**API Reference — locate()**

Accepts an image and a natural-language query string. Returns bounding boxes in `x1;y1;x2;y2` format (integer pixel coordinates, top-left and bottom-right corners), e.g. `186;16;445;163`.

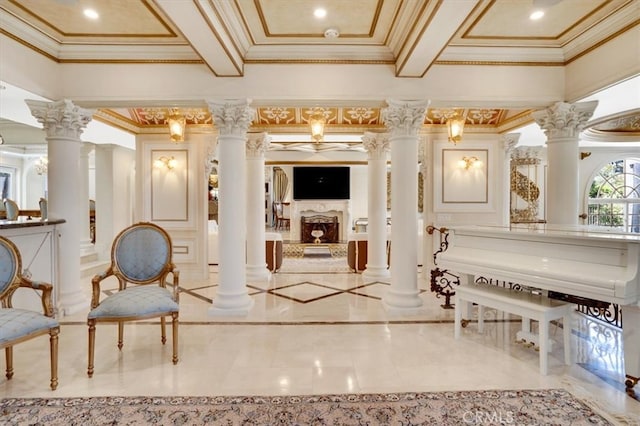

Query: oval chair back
39;198;48;220
3;199;19;221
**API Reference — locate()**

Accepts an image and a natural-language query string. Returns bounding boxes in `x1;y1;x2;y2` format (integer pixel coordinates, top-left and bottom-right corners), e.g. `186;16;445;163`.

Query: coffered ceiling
0;0;638;149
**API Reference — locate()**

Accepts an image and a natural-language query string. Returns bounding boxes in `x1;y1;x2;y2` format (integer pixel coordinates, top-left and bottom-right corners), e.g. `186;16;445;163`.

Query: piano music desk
455;283;574;375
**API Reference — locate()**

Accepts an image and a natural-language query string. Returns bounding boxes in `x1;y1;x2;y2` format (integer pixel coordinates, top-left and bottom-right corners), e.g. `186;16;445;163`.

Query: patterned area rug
279;255;351;273
0;389;615;425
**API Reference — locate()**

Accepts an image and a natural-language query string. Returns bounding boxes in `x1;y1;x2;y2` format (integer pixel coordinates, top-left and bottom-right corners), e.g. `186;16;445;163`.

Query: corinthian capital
502;133;520;154
246;132;271;158
207;99;255;136
532;100;598;139
26;99;94;139
382;99;429;136
362;132;389;159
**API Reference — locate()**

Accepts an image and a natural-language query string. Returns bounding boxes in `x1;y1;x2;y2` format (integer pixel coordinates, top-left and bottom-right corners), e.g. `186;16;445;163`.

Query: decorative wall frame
434;144;494;213
441;149;488;204
151;149;189;221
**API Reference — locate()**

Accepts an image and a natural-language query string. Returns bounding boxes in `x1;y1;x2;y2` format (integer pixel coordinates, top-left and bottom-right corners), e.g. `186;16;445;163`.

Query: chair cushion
88;285;179;320
0;309;59;345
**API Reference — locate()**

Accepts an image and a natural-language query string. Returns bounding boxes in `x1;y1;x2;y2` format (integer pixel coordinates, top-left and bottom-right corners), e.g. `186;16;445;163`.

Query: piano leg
623;305;640;390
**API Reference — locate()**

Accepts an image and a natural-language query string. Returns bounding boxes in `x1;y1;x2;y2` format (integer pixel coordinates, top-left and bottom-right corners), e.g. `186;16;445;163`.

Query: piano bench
454;283;574;375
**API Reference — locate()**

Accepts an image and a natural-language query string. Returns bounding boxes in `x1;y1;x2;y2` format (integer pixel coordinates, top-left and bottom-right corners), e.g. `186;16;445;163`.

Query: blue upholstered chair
87;222;179;377
3;199;19;221
0;236;60;390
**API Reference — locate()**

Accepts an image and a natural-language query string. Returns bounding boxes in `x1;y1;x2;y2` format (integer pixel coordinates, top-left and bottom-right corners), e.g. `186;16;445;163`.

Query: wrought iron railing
426;226;459;309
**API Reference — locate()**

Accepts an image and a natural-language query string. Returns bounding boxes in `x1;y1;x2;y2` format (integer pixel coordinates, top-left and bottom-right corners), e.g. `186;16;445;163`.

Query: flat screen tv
293;166;350;200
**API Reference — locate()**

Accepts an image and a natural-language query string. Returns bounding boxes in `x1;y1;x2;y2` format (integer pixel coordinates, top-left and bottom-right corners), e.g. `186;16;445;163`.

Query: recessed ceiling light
83;8;99;20
314;8;327;18
529;10;545;20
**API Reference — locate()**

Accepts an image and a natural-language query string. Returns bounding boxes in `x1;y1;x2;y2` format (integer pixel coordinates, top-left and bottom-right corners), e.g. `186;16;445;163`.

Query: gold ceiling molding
8;0;178;38
98;106;525;133
131;108;213;126
434;60;564;67
589;109;640;132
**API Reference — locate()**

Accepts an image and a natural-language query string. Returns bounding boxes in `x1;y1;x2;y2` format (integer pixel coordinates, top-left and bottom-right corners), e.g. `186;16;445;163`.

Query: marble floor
2;253;640;422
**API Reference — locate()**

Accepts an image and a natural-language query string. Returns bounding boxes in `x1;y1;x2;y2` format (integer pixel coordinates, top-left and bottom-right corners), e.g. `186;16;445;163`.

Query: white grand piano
437;224;640;389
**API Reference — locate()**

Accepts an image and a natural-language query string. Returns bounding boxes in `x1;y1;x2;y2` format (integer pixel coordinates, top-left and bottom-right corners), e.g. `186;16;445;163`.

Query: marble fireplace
290;200;351;243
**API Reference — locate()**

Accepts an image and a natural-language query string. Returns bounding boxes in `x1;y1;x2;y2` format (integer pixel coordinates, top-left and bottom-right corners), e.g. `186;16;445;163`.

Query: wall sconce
458;156;481;170
309;110;326;143
168;112;186;142
154;156;177;170
446;113;465;145
35;157;48;175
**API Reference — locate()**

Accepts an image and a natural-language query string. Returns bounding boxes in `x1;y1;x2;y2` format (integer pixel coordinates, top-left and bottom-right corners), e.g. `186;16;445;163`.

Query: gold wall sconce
458;156;481;170
309;110;326;142
168;112;186;142
446;113;465;145
154;156;177;170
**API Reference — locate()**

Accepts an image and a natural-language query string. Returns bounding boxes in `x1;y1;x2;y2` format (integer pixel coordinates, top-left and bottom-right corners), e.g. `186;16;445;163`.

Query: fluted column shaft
27;99;94;316
246;133;271;281
207;99;255;315
532;101;597;225
381;99;429;311
362;132;390;282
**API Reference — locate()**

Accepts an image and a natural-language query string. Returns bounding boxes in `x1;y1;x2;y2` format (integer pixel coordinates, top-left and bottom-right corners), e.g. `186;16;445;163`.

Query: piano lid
437;223;640;306
451;224;640;243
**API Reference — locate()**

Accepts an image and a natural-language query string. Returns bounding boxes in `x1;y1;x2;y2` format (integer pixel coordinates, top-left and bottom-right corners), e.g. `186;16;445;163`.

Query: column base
209;292;255;316
382;288;423;312
80;239;95;256
246;264;272;282
58;293;89;316
362;266;390;283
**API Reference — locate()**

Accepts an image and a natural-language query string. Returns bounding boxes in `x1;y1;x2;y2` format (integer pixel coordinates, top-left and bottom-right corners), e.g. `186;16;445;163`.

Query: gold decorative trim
395;0;439;77
434;60;564;66
566;19;640;64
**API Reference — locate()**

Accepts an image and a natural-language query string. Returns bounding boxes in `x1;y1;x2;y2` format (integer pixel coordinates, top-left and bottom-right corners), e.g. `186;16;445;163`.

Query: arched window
588;158;640;233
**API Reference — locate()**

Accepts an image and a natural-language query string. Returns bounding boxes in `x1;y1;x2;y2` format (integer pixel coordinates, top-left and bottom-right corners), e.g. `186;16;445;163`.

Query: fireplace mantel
290;200;351;242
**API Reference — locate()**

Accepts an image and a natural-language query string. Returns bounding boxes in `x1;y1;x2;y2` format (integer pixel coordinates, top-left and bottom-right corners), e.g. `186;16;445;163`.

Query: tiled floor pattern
2;252;640;422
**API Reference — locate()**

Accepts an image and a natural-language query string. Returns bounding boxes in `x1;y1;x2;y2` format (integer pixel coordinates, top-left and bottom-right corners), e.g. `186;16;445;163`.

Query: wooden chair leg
161;317;167;344
50;327;59;390
172;312;179;364
5;347;13;380
88;319;96;377
117;321;124;350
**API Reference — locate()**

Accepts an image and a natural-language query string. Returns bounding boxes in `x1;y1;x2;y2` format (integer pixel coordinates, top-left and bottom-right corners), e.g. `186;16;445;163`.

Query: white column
381;99;429;312
532;101;597;225
94;145;114;259
502;133;519;226
362;132;390;282
207;99;255;316
246;132;271;281
27;99;94;316
79;142;95;254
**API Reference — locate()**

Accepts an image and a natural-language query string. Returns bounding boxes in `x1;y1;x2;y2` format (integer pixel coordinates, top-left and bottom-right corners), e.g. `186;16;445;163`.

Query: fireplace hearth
301;215;339;243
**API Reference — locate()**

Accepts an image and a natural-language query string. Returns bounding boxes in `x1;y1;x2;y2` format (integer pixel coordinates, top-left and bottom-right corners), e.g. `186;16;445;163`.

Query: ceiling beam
396;0;480;77
155;0;244;76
